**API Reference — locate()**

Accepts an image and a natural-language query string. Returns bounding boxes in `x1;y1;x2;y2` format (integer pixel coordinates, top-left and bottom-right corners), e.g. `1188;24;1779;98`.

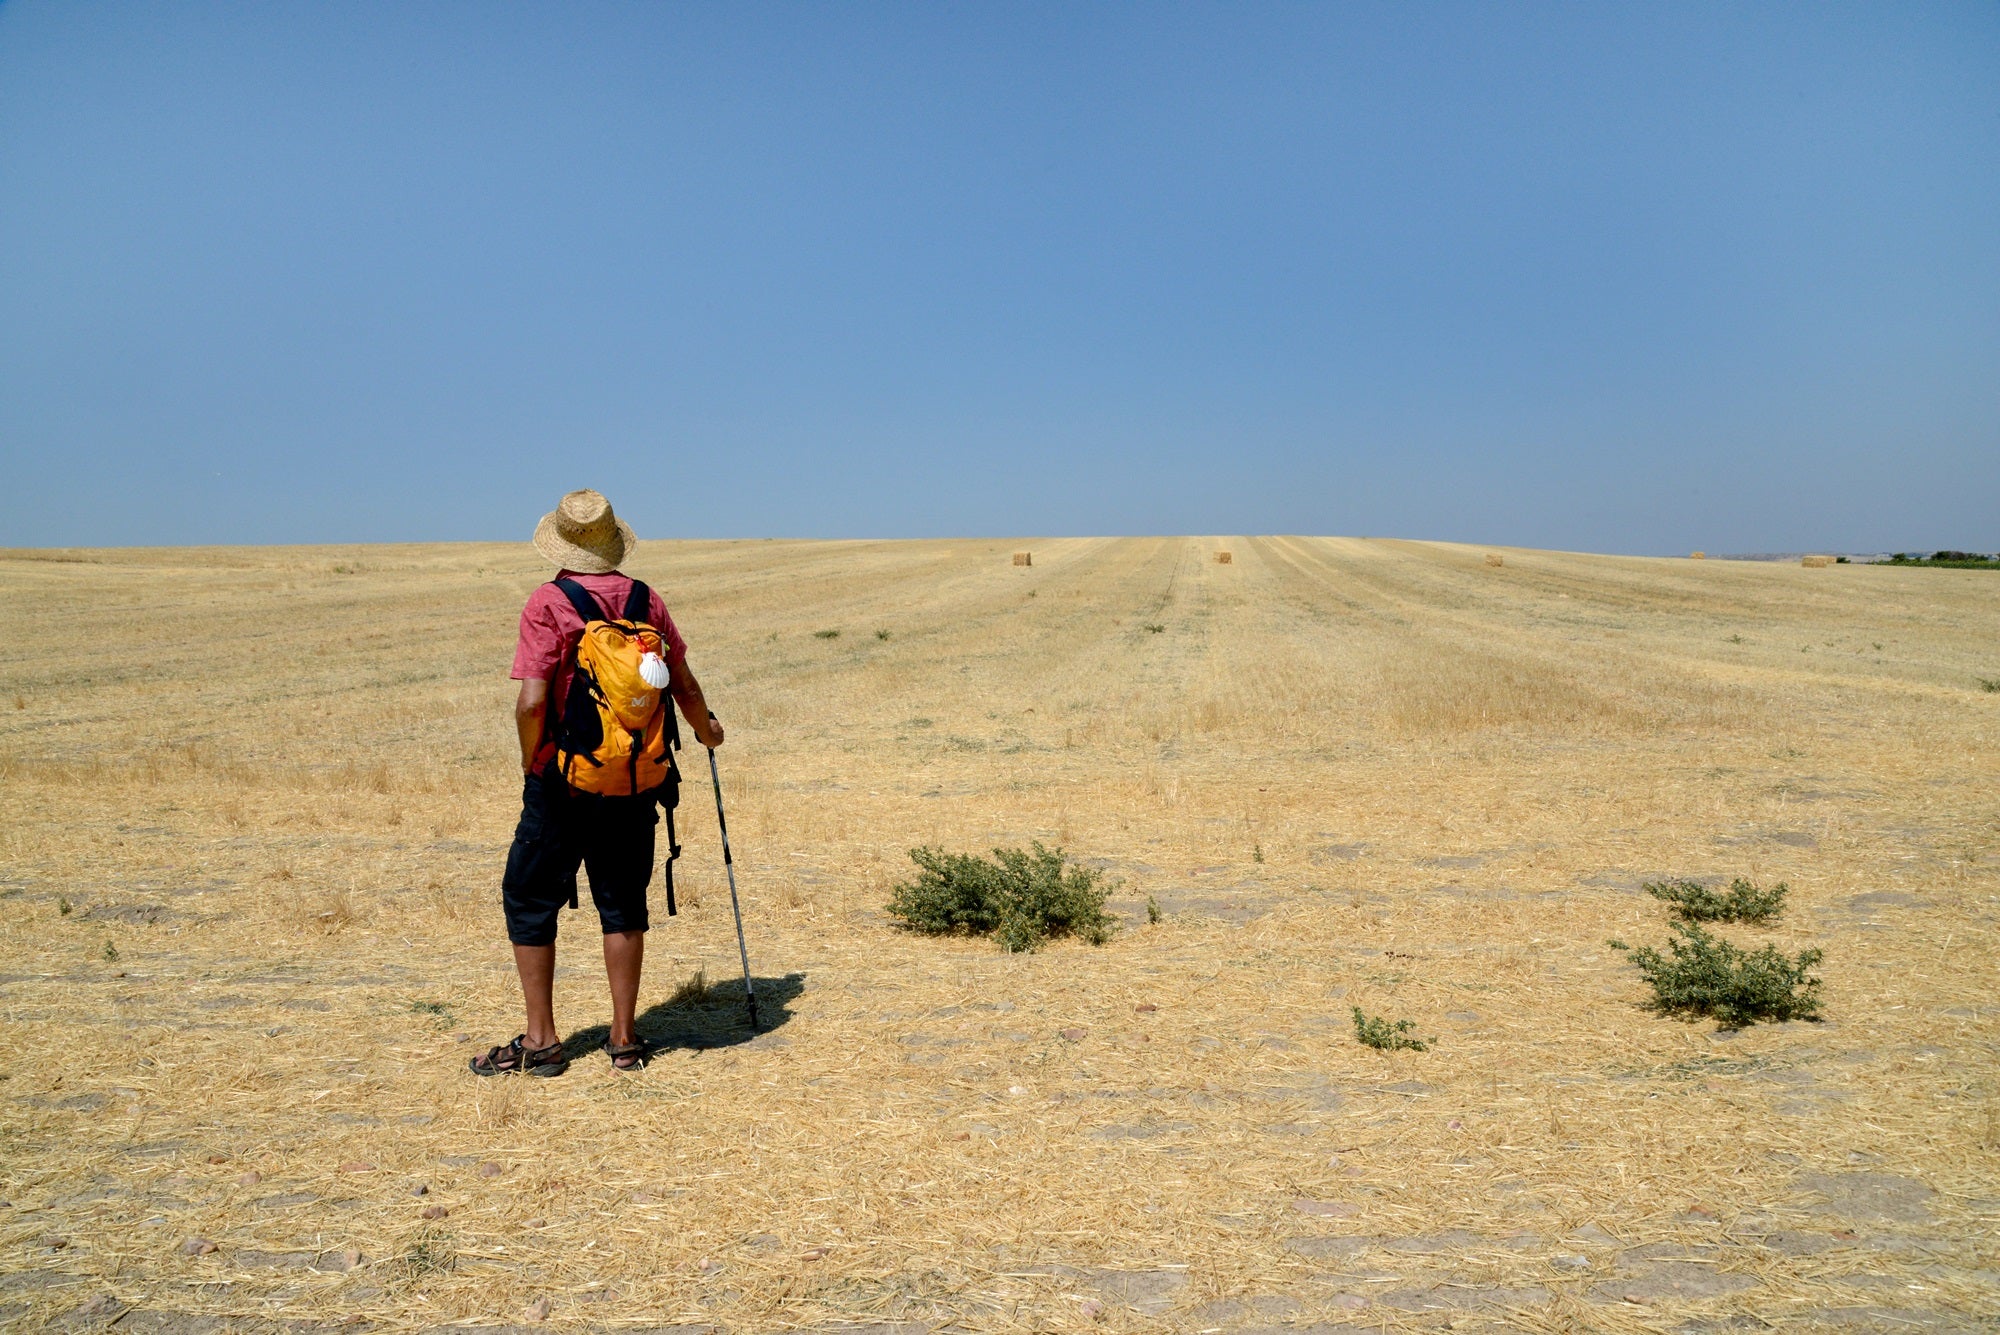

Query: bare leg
603;930;645;1048
513;944;560;1051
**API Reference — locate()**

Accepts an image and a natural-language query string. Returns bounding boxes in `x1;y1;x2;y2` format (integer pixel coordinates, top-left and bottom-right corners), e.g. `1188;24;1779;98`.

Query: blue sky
2;2;1995;553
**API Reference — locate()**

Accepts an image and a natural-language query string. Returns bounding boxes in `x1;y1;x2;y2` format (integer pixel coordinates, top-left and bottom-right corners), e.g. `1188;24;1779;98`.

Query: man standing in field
472;489;724;1077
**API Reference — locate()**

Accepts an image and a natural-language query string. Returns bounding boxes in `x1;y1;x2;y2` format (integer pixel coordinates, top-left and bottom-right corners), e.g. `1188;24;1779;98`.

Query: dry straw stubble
0;534;1995;1331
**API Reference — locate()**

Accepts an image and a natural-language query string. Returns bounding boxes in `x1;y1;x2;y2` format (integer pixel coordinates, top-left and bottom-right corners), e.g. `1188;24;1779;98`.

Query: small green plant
1352;1006;1428;1052
875;629;891;641
102;941;119;962
57;896;72;916
886;843;1115;953
410;1000;455;1028
1141;623;1165;634
1610;922;1822;1028
1146;895;1162;924
1979;677;2000;693
1252;842;1264;864
1725;634;1744;644
399;1225;456;1281
813;629;840;640
1643;877;1788;924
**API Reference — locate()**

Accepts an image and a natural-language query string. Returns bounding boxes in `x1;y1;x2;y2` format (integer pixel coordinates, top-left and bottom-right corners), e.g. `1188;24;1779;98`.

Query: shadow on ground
568;971;805;1059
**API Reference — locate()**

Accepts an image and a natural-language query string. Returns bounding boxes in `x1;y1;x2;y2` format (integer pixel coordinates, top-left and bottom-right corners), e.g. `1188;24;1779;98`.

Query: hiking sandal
469;1035;569;1078
521;1039;568;1077
607;1041;648;1071
469;1035;527;1076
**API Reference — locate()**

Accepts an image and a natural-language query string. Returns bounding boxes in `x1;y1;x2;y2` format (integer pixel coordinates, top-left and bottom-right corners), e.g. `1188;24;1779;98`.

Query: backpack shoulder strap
621;579;652;624
550;578;601;625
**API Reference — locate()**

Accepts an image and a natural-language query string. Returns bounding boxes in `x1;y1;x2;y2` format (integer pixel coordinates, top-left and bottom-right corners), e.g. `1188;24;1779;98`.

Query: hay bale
1012;552;1032;567
1690;551;1706;560
1214;551;1232;564
1801;555;1833;568
1485;553;1504;568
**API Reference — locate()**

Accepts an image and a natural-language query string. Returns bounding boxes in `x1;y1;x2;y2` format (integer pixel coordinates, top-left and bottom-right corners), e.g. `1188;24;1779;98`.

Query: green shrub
1610;922;1822;1028
1883;552;2000;570
1351;1006;1428;1052
813;628;840;639
1146;894;1162;924
1979;677;2000;693
1644;877;1788;924
1141;622;1166;634
886;843;1115;953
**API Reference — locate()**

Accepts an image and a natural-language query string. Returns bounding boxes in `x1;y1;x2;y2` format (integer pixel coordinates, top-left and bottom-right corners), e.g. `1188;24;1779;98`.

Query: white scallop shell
638;652;671;689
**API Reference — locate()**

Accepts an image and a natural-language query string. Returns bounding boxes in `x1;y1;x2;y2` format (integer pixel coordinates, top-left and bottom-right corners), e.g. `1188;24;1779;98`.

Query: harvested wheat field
2;536;1997;1334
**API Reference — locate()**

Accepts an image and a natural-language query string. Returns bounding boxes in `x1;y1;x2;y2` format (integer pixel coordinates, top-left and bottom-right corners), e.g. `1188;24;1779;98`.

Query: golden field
0;536;1995;1334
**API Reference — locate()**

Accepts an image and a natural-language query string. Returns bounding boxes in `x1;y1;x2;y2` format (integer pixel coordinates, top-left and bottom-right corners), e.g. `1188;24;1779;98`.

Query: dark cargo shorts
501;764;670;946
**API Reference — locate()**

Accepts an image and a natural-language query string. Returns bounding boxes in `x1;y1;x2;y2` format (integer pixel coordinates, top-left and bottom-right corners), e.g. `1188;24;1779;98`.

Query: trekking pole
705;714;758;1030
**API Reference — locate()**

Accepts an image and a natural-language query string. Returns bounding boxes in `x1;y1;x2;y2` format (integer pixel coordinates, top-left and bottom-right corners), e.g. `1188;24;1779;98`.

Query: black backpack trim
659;775;682;917
549;578;619;766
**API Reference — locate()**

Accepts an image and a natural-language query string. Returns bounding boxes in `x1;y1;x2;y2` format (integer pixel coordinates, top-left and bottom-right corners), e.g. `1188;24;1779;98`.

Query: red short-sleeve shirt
511;571;689;738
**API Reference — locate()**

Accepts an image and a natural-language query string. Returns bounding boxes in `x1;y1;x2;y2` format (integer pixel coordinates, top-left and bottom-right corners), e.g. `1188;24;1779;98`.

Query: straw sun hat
532;489;637;574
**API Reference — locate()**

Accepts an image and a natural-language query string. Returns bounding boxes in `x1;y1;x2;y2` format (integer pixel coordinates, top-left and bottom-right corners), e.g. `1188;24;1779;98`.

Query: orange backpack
550;579;681;797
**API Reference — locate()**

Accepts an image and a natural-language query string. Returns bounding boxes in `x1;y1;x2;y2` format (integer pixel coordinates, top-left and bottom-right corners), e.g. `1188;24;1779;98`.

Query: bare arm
516;678;548;774
669;658;724;748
